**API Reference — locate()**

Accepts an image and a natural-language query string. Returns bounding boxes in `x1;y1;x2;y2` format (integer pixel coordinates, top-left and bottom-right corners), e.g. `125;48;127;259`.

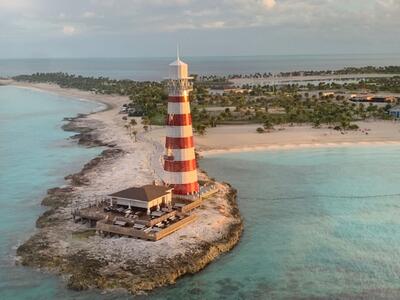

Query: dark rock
41;187;74;207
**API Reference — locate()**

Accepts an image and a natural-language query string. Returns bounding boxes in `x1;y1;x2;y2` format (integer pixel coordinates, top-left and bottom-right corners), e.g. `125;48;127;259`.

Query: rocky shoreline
16;103;243;295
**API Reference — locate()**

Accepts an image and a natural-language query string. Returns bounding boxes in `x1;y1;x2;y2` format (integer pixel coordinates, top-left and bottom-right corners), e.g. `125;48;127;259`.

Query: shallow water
147;146;400;299
3;86;400;299
0;86;125;299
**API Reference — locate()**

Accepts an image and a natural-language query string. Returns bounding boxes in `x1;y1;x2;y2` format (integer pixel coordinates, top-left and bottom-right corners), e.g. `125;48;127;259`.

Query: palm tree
130;119;137;126
124;124;130;135
210;116;218;127
263;116;274;131
195;124;207;136
142;116;151;130
132;129;138;142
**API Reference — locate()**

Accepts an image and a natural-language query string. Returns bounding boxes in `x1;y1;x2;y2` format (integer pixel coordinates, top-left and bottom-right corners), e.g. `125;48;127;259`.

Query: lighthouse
163;52;199;196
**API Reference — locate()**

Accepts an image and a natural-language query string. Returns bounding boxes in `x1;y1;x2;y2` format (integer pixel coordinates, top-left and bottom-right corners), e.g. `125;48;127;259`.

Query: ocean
1;53;400;81
0;86;124;299
156;147;400;299
3;59;400;299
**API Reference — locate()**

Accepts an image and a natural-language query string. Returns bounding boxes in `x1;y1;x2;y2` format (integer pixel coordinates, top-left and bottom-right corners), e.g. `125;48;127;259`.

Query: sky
0;0;400;58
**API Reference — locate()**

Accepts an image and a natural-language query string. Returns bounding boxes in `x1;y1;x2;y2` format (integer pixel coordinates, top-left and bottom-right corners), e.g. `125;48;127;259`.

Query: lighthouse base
171;182;200;195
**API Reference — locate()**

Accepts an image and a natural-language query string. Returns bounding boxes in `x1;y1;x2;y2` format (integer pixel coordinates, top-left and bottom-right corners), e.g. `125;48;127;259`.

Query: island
6;75;243;294
5;63;400;295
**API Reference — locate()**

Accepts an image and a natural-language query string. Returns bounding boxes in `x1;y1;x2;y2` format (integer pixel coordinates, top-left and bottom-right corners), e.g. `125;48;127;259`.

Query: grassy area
149;112;166;126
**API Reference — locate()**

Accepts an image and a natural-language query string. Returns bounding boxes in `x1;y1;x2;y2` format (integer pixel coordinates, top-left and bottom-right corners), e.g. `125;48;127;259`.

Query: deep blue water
1;53;400;81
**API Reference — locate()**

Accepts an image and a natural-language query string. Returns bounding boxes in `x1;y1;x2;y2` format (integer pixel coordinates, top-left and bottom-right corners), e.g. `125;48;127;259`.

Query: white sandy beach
4;79;400;157
145;119;400;156
193;122;400;155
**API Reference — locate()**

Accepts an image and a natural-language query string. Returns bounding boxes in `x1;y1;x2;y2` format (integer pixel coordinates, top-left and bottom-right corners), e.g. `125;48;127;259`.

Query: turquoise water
0;86;124;299
147;147;400;299
1;53;400;80
4;85;400;299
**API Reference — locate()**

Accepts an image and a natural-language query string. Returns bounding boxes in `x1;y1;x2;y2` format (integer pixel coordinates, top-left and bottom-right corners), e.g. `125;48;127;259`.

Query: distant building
350;94;397;103
108;185;173;214
223;88;249;94
389;105;400;119
322;92;335;97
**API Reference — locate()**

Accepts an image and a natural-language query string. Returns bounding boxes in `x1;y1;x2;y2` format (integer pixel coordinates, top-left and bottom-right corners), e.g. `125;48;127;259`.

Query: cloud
262;0;276;9
1;0;400;57
83;11;96;18
0;0;31;10
2;0;399;35
62;25;76;35
202;21;225;29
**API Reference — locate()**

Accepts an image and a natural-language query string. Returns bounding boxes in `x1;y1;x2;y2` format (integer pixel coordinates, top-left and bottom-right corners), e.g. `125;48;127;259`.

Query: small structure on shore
72;181;217;241
108;185;173;215
389;105;400;119
350;94;398;103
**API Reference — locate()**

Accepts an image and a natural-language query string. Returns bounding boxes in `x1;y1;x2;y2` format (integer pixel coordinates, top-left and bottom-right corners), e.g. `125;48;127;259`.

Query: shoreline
0;79;119;111
194;121;400;156
3;80;243;295
5;79;400;158
5;79;400;295
200;140;400;156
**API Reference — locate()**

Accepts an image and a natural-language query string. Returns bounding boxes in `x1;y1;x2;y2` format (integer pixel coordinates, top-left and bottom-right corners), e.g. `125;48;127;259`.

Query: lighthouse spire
176;43;180;61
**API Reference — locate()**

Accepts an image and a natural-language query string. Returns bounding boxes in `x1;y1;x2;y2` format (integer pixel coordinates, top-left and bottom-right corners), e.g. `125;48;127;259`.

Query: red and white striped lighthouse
163;53;199;195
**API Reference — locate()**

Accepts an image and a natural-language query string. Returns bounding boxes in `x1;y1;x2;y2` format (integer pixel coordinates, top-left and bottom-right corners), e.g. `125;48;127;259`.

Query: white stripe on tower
163;170;198;184
166;125;195;138
167;102;191;115
170;148;196;161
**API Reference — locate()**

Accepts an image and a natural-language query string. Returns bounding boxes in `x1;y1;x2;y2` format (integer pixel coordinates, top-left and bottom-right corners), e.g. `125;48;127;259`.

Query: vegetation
13;71;399;135
256;127;265;133
197;66;400;80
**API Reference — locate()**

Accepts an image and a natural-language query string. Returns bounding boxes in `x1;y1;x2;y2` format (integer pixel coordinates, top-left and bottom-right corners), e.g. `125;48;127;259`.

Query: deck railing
96;214;197;241
153;214;197;240
96;220;156;240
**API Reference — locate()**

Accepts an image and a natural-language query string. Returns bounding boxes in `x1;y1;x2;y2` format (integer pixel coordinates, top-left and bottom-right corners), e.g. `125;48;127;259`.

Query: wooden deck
96;214;196;241
73;206;178;227
174;185;219;213
97;219;155;240
153;214;196;240
173;185;219;202
135;210;177;227
71;184;218;241
180;198;204;213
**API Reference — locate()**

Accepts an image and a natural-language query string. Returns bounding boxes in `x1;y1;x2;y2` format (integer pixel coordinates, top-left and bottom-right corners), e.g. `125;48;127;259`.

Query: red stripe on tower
164;159;197;172
166;114;192;126
168;95;189;102
163;53;199;196
165;136;194;149
173;182;200;195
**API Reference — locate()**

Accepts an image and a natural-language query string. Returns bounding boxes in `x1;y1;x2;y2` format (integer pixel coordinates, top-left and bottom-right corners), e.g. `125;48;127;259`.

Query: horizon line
1;52;400;60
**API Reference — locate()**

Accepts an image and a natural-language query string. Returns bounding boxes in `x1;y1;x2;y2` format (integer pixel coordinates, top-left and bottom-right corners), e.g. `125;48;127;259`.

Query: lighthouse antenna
176;43;180;60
